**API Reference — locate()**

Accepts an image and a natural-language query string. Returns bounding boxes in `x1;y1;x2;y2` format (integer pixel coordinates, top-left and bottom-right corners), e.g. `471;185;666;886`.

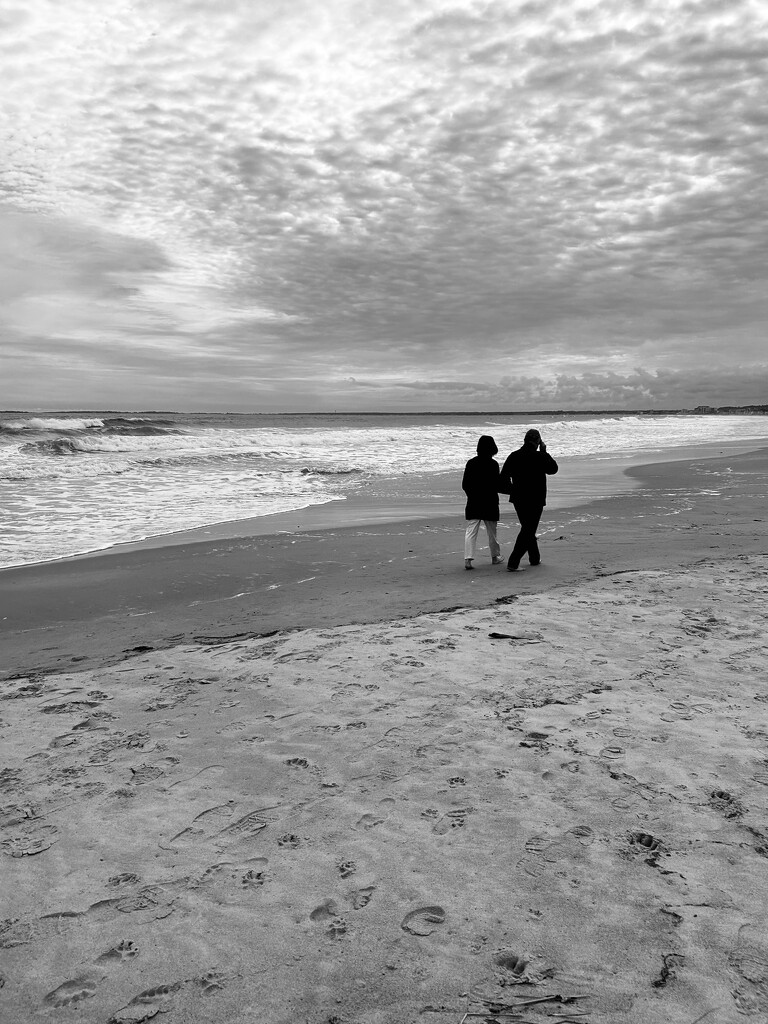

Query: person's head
524;428;541;448
476;434;498;457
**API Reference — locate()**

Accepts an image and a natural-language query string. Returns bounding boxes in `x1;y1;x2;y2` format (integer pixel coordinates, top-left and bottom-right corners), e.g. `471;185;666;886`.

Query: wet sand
1;446;767;1023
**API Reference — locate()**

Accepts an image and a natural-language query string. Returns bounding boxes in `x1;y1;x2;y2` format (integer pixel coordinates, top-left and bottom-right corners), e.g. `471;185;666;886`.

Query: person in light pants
461;435;504;570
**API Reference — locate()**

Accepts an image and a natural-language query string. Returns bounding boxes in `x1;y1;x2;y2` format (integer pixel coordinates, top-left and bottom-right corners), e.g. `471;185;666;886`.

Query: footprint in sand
217;810;270;842
524;834;552;855
310;899;339;922
218;721;246;734
108;981;183;1023
337;860;356;878
630;832;663;854
517;834;555;877
310;900;348;940
600;745;626;760
0;919;34;948
196;970;227;996
49;733;79;749
652;952;684;988
191;862;234;889
566;825;595;846
3;678;46;699
285;757;310;768
354;812;384;830
110;884;178;922
97;940;140;962
433;808;474;835
347;886;375;910
192;802;236;827
241;868;266;889
401;906;446;936
238;857;268;890
44;975;100;1007
520;732;550;750
129;764;165;785
326;916;347;939
710;789;744;818
41;699;101;715
493;951;529;979
2;823;58;857
277;833;300;849
448;777;466;787
38;910;82;937
354;797;395;832
730;924;768;1015
107;873;141;887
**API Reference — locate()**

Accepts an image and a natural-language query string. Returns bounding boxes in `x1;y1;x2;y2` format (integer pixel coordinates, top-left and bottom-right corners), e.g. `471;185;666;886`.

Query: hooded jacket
462;435;501;521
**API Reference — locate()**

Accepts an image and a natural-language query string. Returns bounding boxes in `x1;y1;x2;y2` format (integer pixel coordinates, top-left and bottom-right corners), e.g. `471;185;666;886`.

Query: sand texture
3;550;768;1023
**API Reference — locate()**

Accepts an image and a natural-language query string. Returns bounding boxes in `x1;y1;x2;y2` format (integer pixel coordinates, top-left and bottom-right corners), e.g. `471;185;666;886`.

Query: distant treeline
690;405;768;415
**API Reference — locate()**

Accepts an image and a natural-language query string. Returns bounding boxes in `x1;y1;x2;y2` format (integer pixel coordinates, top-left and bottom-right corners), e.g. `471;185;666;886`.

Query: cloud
2;0;768;408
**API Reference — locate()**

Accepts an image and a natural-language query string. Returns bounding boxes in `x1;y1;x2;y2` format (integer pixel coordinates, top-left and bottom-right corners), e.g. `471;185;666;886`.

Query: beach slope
1;447;767;1023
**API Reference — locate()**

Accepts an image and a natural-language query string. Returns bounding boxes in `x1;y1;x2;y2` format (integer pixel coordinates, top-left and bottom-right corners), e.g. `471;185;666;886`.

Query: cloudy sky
2;0;768;411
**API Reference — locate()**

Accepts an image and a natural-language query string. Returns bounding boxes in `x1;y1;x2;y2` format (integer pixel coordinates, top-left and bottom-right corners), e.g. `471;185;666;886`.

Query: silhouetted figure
500;428;558;571
462;435;504;570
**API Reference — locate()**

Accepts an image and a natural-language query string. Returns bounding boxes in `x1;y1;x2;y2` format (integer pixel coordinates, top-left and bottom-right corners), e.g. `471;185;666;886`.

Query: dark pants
507;502;543;568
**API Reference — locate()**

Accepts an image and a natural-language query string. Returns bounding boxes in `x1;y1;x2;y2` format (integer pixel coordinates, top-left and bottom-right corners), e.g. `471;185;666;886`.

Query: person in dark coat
500;428;558;571
462;435;504;570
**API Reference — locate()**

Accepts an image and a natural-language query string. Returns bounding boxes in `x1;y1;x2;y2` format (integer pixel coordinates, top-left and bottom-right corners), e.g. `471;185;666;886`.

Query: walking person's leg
485;520;502;562
464;519;481;568
508;504;542;569
525;506;543;564
507;504;528;570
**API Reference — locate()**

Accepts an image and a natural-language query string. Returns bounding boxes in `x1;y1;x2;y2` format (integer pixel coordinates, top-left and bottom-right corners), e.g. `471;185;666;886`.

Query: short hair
524;428;540;443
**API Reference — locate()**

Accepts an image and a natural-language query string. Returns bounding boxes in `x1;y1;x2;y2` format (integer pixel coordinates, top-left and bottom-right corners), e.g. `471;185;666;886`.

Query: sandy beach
2;445;768;1023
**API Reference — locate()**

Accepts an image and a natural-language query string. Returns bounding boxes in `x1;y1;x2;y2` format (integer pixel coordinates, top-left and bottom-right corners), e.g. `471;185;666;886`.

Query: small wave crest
103;424;180;436
103;416;176;426
1;416;181;440
300;466;361;476
1;416;105;433
101;417;179;435
19;437;89;456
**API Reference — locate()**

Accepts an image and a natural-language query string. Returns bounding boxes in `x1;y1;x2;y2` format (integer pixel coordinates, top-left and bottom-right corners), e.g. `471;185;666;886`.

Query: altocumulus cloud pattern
2;0;768;410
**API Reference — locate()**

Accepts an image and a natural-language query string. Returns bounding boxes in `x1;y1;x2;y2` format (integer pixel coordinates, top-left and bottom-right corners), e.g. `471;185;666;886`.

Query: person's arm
539;443;558;475
462;460;474;495
498;455;512;494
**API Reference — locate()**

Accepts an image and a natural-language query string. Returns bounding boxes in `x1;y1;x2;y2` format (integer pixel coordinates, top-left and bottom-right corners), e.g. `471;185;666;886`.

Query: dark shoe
507;561;521;572
464;559;474;570
529;560;540;566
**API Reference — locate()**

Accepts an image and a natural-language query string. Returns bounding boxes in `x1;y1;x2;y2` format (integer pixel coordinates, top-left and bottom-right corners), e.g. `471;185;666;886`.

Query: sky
2;0;768;412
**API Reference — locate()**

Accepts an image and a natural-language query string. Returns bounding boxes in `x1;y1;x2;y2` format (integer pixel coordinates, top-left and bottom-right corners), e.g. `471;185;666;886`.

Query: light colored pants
464;519;501;560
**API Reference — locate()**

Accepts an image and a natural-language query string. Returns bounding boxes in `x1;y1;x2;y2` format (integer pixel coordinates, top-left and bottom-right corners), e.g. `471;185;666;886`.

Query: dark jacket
500;445;558;507
462;436;501;521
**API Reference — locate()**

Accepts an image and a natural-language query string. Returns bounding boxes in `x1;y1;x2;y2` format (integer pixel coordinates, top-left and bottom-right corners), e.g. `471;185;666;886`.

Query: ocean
2;411;767;569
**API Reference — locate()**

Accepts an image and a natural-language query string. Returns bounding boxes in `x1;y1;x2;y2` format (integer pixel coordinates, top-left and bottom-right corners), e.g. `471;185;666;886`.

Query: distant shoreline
2;443;767;679
3;436;762;573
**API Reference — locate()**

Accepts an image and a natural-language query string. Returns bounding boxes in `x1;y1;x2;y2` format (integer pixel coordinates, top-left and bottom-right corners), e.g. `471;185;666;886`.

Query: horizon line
2;405;767;417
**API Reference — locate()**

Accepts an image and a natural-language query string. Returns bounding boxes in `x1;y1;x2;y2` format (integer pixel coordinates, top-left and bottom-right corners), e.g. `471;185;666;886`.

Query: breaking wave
0;415;179;437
